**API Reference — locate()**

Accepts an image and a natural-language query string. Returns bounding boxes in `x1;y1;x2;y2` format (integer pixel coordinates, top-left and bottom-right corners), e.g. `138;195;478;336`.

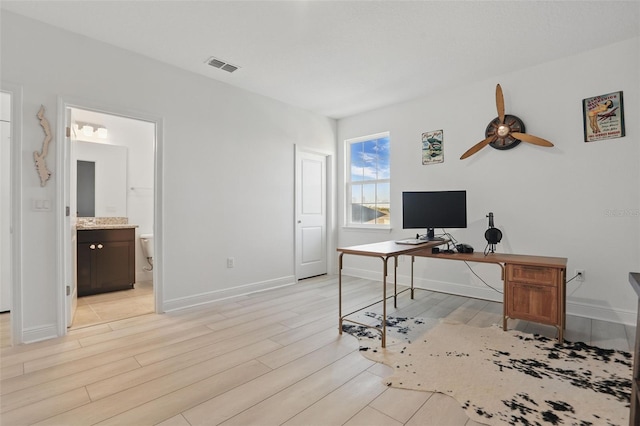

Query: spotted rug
343;314;632;425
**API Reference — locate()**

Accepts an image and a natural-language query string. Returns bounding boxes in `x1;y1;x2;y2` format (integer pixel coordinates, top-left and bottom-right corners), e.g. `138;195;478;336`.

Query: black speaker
484;227;502;244
485;212;502;254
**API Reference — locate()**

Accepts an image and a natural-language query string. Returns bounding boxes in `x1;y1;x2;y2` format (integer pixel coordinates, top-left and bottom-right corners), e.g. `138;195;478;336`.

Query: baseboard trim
22;323;59;344
567;301;635;326
341;267;635;326
162;275;297;312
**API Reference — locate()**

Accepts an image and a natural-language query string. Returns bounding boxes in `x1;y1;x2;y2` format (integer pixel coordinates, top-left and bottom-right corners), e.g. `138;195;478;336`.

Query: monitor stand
421;228;445;242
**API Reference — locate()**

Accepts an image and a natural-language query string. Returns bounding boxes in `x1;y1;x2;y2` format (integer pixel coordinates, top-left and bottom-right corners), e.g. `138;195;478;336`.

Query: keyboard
395;238;428;245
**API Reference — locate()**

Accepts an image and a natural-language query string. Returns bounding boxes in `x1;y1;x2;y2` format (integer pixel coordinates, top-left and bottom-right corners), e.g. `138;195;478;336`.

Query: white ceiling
3;1;639;119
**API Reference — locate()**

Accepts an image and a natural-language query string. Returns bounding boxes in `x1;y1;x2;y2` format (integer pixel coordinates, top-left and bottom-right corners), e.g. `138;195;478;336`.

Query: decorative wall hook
34;105;52;187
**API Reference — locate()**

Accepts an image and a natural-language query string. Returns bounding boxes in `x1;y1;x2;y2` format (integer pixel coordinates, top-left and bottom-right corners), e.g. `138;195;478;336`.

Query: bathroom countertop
77;224;139;230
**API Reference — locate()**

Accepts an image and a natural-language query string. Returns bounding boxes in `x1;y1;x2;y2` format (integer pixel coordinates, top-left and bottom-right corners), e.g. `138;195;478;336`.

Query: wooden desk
337;240;445;347
337;242;567;346
414;251;567;341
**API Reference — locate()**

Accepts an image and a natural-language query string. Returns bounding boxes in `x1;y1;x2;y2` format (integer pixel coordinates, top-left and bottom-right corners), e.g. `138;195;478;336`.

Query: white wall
337;37;640;325
0;92;11;312
1;11;336;342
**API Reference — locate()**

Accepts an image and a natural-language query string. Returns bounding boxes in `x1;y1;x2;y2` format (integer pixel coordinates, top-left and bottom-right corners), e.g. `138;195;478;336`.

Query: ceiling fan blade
511;132;554;147
496;84;505;124
460;135;496;160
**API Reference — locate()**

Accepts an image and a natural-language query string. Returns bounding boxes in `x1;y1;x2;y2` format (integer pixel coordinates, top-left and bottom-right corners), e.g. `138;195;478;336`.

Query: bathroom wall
75;141;128;217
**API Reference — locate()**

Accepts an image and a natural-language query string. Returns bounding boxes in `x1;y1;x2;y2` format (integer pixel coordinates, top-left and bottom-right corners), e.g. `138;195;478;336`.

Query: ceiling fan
460;84;554;160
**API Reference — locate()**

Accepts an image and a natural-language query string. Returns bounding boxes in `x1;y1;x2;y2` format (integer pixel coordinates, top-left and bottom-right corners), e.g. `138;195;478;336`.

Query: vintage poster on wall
582;91;625;142
422;130;443;165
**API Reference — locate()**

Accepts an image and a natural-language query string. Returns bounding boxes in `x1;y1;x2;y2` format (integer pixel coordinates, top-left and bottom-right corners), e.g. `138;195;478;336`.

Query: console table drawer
507;264;558;286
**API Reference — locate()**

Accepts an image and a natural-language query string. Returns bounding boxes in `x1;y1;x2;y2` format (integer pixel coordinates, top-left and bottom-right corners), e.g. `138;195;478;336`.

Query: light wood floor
72;281;154;329
0;275;634;425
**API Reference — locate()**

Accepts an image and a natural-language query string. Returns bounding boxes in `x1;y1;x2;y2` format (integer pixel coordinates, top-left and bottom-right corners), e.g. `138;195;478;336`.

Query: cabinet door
507;281;558;324
95;241;135;291
77;242;96;296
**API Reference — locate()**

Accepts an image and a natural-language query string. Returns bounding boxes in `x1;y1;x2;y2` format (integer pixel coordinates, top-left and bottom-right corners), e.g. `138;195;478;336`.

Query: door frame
1;82;23;344
293;145;334;280
56;97;164;336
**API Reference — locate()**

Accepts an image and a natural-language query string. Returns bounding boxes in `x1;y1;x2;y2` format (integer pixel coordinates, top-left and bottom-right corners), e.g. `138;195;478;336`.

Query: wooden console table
337;241;567;347
416;251;567;341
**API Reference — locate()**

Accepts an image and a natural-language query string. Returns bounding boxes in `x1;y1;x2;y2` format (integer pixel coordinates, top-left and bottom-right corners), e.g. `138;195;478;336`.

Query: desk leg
338;252;344;335
500;264;507;332
382;256;389;348
411;256;415;299
558;268;566;343
393;256;398;308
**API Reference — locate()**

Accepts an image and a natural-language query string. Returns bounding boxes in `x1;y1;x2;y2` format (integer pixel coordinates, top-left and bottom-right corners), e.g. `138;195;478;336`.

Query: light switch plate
32;198;52;212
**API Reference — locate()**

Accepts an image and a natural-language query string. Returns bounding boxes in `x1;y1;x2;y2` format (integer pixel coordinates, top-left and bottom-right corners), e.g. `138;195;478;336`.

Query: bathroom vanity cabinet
77;228;135;296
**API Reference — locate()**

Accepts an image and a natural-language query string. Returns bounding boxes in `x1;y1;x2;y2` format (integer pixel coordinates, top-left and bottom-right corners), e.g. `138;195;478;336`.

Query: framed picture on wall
422;130;443;165
582;91;625;142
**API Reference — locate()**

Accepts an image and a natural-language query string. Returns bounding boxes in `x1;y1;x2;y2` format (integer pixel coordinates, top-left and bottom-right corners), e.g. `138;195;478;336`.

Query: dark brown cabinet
77;228;135;296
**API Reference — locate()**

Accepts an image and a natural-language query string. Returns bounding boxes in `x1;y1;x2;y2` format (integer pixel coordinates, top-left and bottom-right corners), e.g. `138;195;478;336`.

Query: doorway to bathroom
1;89;15;347
64;105;158;330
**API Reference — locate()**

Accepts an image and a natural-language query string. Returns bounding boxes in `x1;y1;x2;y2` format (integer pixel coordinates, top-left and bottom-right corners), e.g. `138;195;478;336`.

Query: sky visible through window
350;135;390;224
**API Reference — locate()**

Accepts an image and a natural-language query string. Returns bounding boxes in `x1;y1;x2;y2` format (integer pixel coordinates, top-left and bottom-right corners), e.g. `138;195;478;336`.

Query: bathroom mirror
75;141;127;217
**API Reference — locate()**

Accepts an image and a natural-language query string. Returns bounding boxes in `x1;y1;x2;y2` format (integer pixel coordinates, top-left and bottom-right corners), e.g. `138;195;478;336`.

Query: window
345;132;390;227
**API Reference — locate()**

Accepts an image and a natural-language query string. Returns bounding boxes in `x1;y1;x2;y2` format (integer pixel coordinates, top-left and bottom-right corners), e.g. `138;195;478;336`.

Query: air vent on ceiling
205;57;240;73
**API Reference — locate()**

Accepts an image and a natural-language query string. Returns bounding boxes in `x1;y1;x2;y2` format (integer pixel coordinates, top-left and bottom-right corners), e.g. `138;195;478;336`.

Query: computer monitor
402;190;467;241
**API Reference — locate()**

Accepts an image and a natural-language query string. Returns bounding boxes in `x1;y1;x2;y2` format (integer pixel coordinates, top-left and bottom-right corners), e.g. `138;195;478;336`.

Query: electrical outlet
227;257;235;268
575;269;585;282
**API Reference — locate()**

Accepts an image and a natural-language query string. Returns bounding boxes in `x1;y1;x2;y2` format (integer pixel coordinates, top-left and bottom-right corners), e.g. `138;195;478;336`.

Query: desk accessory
484;212;502;254
460;84;554;159
456;243;474;253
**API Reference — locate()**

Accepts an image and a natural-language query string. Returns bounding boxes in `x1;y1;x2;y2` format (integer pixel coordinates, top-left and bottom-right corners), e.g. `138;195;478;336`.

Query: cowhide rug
342;313;632;425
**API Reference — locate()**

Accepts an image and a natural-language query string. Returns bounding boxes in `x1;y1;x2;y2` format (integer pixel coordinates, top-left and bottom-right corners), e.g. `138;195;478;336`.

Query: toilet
140;233;154;271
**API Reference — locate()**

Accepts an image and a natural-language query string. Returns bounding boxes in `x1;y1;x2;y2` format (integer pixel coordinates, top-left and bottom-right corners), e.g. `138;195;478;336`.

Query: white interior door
65;109;78;327
0;92;11;312
295;147;327;279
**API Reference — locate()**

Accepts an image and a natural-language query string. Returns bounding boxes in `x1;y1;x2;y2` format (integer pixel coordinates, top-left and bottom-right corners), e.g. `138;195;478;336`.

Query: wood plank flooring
72;281;154;329
0;275;634;425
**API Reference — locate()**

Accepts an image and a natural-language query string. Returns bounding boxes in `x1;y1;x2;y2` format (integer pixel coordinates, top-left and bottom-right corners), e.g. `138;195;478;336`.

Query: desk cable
443;230;578;296
440;231;502;295
463;261;503;294
565;272;584;297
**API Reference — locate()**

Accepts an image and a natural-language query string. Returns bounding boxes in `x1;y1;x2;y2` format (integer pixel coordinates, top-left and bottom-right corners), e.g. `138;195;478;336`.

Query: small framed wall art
582;91;625;142
422;130;443;165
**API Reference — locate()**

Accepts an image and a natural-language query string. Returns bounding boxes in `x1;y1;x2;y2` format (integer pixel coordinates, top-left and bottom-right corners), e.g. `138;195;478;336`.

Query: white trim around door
56;97;164;336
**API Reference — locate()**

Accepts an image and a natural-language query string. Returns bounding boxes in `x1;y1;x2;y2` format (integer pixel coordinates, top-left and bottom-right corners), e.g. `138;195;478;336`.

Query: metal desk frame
337;240;445;347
